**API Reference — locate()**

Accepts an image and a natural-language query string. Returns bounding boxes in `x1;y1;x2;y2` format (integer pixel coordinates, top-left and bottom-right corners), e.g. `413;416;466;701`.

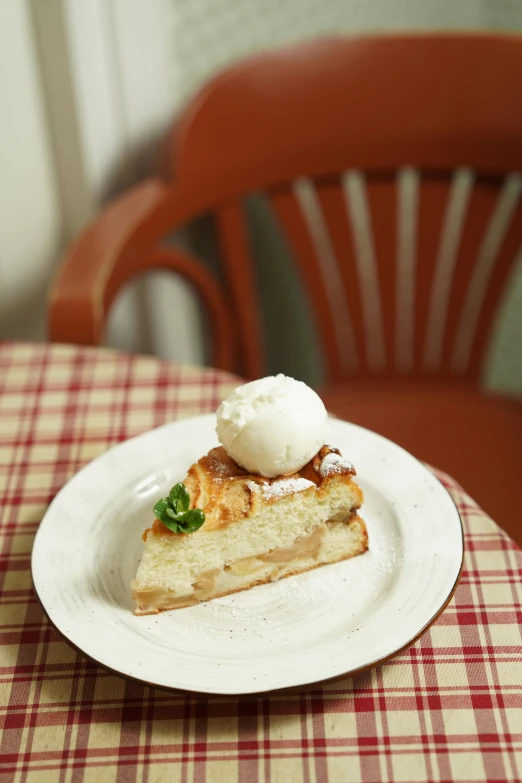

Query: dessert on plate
132;375;367;614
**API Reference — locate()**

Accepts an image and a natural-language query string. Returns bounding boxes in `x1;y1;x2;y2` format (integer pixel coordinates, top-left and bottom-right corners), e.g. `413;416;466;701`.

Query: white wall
0;0;62;341
172;0;522;105
29;0;205;364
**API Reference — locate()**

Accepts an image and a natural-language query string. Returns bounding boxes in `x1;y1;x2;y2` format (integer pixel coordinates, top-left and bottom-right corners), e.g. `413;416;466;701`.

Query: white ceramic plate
32;415;463;695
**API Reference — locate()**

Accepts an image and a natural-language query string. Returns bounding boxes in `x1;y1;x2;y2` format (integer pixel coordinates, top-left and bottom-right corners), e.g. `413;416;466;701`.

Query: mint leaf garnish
170;483;190;512
154;482;205;534
153;498;169;519
183;508;205;532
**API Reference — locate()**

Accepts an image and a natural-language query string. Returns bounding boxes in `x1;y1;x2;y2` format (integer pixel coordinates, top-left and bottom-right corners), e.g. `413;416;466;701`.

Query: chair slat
422;170;474;372
395;168;419;373
270;187;350;380
338;172;386;375
215;203;265;379
451;174;522;376
467;188;522;380
360;178;398;375
439;183;499;378
293;179;358;376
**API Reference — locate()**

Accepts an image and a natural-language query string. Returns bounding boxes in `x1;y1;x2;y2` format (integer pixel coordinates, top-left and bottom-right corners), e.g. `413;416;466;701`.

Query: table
1;342;521;783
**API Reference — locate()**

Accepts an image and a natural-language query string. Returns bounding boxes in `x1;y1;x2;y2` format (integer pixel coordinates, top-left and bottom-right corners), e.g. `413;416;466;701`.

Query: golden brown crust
135;514;368;614
149;445;362;537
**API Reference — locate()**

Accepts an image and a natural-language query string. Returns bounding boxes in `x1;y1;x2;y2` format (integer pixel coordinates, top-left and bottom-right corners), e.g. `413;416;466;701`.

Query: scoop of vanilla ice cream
216;374;328;477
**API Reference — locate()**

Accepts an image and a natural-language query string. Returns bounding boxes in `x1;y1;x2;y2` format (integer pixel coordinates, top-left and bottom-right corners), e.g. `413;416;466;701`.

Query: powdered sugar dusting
319;452;354;477
207;453;230;477
210;460;228;477
249;477;315;501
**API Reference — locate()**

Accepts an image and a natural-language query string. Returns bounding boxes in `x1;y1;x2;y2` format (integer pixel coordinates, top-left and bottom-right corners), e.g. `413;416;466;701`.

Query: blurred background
2;0;522;393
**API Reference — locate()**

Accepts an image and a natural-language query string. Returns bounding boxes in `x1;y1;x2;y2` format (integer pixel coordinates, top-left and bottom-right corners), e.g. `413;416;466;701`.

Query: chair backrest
162;34;522;383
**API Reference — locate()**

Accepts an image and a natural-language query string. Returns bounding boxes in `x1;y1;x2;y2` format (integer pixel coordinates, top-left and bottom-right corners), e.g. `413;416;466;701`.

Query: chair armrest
48;179;235;371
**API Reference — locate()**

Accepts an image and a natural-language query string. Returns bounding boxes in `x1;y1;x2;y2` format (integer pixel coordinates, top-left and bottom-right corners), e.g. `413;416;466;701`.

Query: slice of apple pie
132;445;367;615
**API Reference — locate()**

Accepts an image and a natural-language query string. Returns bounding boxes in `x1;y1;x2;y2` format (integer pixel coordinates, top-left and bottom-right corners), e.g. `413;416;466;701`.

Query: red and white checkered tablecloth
0;342;521;783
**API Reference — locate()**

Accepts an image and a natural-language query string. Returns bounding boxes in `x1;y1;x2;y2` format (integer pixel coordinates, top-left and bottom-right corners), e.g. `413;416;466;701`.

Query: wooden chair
49;34;522;541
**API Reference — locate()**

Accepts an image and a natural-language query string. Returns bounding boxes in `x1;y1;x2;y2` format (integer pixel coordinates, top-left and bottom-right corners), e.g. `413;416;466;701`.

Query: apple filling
132;515;359;614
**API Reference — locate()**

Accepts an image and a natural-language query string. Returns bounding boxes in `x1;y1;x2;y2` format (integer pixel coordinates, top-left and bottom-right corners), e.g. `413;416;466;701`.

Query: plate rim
31;414;464;696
